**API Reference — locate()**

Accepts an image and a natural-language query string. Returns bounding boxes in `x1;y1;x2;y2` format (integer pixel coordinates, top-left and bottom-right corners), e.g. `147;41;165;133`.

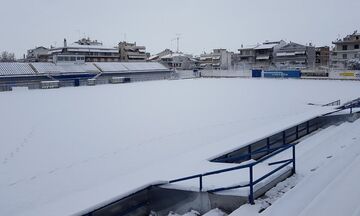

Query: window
355;44;359;49
57;56;64;61
64;56;70;61
343;54;347;59
342;45;348;50
70;57;76;61
77;57;81;60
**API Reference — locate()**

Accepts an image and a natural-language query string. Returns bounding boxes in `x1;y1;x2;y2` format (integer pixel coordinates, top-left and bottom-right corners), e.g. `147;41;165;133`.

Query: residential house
274;42;316;69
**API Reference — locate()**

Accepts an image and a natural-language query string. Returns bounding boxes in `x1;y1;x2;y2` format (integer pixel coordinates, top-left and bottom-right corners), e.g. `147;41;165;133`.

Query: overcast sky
1;0;360;58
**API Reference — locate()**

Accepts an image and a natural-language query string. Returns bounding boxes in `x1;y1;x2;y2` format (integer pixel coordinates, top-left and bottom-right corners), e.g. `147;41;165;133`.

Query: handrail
327;97;360;115
213;120;318;164
322;99;341;107
168;144;296;204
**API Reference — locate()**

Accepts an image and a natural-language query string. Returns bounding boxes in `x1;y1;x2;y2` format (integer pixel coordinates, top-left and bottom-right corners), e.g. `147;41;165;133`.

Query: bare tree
348;59;360;70
0;51;16;62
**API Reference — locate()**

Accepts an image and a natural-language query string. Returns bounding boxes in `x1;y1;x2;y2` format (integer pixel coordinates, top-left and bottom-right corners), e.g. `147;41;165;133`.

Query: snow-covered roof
255;43;277;50
32;63;100;74
49;44;118;54
148;55;159;61
160;53;191;59
0;63;36;76
1;79;360;216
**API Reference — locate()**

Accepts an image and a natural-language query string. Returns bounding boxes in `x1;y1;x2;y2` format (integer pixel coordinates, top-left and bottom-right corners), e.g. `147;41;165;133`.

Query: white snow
1;78;360;216
230;118;360;216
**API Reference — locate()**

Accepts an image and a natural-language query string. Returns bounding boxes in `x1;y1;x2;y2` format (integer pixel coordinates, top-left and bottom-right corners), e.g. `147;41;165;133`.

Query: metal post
266;137;270;153
296;125;299;139
199;175;203;192
282;131;286;145
248;145;252;160
249;166;255;205
292;145;296;174
306;121;310;134
350;107;353;114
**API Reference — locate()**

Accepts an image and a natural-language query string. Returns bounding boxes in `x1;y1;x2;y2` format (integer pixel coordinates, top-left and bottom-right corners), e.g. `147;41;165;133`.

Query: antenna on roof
171;33;181;53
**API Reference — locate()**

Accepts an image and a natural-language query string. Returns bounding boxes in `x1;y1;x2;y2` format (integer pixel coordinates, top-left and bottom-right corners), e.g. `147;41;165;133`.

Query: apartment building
49;38;120;63
274;42;316;69
331;31;360;69
254;40;286;68
199;49;232;70
118;41;147;62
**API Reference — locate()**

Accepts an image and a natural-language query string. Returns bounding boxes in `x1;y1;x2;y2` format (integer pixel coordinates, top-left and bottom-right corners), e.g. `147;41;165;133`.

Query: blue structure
251;69;262;78
263;70;301;78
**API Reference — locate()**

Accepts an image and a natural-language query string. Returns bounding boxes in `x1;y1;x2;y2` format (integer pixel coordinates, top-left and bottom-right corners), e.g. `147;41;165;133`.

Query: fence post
292;145;296;174
248;145;252;160
282;131;286;144
296;125;299;139
266;137;270;153
249;166;255;205
306;121;310;134
199;175;203;192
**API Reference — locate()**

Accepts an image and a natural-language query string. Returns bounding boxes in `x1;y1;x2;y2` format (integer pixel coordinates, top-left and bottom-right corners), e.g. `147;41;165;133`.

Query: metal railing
214;119;318;164
168;144;296;204
322;99;341;107
338;97;360;114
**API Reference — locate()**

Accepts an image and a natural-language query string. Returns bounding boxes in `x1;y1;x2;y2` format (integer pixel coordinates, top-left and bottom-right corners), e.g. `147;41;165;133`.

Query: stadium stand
0;63;36;76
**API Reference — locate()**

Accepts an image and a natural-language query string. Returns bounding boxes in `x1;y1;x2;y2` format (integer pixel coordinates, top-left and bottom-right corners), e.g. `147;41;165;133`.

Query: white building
331;31;360;69
48;38;120;63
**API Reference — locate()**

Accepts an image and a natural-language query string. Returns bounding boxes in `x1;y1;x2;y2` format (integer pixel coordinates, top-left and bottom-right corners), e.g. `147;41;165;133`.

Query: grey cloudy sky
1;0;360;57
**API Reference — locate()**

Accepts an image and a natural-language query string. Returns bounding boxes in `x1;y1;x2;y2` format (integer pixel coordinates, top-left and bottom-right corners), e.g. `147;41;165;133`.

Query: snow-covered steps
229;118;360;216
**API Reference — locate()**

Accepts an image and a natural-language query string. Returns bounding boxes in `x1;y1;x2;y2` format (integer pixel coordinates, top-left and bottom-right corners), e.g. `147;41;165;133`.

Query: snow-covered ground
1;78;360;216
230;118;360;216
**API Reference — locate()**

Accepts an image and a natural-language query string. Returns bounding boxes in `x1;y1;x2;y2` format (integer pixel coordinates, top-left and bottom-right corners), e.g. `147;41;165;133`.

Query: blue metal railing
168;144;296;204
214;119;317;164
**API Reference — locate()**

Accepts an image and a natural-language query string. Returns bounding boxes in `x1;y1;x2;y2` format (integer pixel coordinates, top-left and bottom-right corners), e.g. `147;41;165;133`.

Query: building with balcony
254;40;286;68
331;31;360;69
118;41;147;62
199;49;232;70
274;42;316;69
48;38;120;63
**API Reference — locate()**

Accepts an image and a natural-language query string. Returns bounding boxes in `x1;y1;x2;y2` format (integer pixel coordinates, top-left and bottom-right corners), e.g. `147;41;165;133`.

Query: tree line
0;51;16;62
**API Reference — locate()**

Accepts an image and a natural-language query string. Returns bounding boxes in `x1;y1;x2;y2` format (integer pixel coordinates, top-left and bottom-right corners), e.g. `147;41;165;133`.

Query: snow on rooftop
0;63;36;76
1;78;360;216
254;43;278;50
32;62;100;74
